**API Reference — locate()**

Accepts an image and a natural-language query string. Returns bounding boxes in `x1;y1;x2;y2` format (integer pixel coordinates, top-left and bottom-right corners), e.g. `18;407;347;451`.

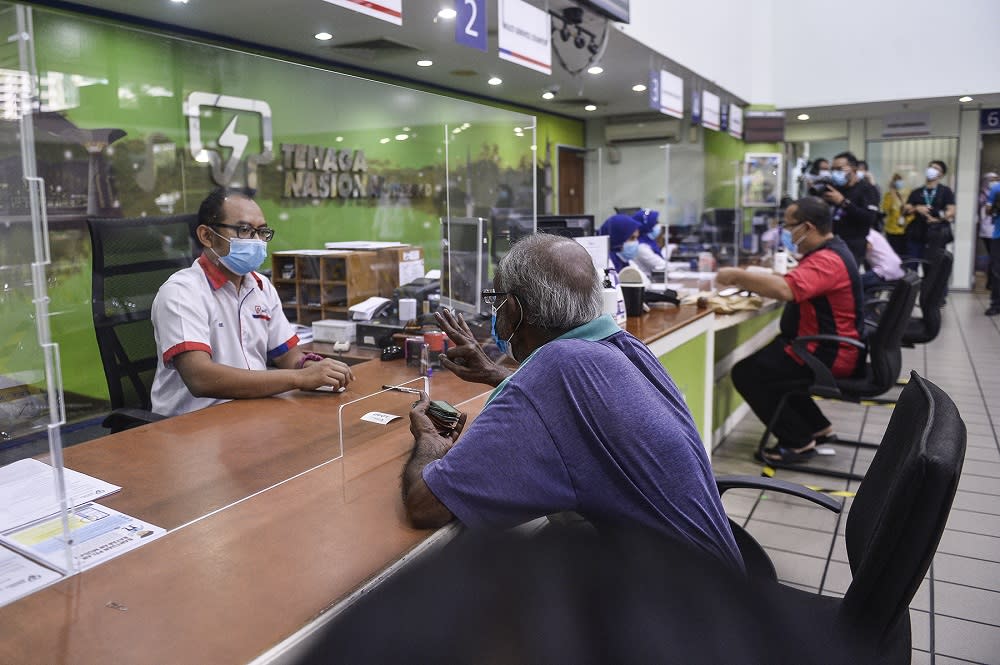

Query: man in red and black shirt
718;196;864;463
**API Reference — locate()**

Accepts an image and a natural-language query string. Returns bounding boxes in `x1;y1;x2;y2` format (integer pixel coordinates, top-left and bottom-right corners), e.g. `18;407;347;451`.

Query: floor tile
742;520;833;558
934;616;1000;664
763;548;825;589
934;655;988;665
937;530;1000;562
946;510;1000;537
910;608;931;652
934;581;1000;627
750;496;840;532
720;491;757;519
934;553;1000;592
952;491;1000;514
958;474;1000;495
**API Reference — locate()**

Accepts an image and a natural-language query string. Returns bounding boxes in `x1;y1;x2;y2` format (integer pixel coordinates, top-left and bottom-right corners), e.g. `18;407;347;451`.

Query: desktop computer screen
536;215;595;238
441;217;489;316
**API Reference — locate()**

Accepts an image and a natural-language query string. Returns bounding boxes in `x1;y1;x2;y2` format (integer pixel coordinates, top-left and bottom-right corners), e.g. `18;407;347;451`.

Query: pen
382;384;422;394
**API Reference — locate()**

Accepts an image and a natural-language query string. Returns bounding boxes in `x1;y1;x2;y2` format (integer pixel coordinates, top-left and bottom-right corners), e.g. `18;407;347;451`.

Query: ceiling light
335;136;344;142
584;104;597;112
452;127;462;134
797;113;810;121
417;59;433;67
380;137;391;144
170;0;188;4
461;123;470;129
587;66;603;75
542;91;555;100
959;96;973;103
437;8;457;19
314;32;333;41
402;126;411;132
632;84;647;92
395;133;409;140
487;76;502;86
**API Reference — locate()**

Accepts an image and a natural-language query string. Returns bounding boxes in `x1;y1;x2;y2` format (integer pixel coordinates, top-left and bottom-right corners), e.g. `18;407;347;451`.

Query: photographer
803;158;832;197
820;152;880;265
903;160;956;263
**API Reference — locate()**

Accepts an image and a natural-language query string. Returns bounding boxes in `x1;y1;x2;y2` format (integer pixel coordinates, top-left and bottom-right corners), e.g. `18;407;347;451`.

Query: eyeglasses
481;290;508;305
210;222;275;242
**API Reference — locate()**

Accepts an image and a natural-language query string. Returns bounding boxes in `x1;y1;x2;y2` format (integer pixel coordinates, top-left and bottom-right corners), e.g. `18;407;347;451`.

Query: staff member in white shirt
150;188;354;417
862;229;905;291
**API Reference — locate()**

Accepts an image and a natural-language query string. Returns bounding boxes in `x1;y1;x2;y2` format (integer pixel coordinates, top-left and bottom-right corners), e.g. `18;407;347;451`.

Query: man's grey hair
493;233;603;330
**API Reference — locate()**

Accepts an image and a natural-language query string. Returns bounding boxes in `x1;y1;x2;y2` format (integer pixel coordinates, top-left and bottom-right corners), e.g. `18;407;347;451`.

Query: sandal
756;444;817;464
815;432;839;445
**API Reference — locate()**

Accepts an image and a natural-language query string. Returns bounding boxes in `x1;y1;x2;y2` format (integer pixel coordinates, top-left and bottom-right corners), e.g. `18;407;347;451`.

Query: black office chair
759;270;921;480
901;250;952;347
721;371;966;662
88;214;200;432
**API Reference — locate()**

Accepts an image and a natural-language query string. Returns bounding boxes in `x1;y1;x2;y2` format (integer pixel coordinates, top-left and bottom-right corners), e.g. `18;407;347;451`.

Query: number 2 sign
456;0;487;52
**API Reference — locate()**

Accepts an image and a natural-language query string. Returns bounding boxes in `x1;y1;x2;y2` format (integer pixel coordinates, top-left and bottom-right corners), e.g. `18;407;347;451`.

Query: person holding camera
816;152;880;266
903;160;955;263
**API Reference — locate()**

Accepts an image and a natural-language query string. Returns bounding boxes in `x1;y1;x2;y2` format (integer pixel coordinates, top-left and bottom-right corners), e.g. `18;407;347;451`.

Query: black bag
927;221;954;248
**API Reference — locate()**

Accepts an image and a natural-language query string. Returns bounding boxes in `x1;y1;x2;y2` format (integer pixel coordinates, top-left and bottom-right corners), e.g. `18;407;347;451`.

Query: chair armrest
789;334;866;399
901;258;930;268
102;408;167;434
716;474;842;513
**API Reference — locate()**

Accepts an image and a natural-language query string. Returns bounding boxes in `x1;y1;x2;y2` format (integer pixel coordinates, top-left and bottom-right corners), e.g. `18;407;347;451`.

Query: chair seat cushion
832;367;893;399
901;317;930;345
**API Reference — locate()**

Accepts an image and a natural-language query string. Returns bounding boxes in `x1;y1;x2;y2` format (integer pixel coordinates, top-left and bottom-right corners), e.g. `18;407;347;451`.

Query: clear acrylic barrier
0;2;537;607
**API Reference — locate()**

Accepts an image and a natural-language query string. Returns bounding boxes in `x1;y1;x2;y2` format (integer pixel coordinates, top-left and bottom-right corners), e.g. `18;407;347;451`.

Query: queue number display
456;0;487;52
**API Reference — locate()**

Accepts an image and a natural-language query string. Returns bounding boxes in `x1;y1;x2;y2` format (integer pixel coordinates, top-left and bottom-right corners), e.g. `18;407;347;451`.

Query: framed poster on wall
742;153;782;207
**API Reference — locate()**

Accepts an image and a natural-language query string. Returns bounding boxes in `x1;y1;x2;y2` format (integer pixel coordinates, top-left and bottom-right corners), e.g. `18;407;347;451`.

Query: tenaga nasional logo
185;92;274;189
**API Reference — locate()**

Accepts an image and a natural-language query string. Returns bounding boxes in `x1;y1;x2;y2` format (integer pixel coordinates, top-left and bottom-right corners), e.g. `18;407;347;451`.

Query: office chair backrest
915;250;952;341
865;271;919;390
841;371;966;647
88;214;200;410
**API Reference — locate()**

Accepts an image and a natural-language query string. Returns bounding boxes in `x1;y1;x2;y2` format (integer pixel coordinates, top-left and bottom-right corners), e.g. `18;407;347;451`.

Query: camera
807;176;834;196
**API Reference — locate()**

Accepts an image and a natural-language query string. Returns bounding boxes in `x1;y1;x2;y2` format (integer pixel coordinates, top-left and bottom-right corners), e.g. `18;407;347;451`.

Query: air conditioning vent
327;38;422;61
604;117;680;144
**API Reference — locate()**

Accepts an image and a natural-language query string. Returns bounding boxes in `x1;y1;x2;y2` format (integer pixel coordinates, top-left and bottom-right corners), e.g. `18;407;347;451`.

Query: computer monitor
536;215;595;238
699;208;737;244
441;217;489;317
614;206;642;218
489;207;534;263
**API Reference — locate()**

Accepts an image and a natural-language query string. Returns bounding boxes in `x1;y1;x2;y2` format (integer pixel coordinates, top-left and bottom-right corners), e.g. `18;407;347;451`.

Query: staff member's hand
434;309;511;387
299;357;354;391
408;391;467;445
716;267;745;288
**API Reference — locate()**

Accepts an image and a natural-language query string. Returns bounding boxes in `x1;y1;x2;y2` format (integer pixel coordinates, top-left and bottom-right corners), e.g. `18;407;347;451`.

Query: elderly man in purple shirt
401;233;744;571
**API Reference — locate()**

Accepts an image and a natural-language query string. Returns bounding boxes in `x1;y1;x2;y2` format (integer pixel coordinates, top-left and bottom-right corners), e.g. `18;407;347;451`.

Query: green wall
3;7;583;416
703;131;782;209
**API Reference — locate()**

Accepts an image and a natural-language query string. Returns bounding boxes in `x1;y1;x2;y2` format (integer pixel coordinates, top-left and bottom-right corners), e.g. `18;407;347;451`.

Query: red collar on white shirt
196;253;263;291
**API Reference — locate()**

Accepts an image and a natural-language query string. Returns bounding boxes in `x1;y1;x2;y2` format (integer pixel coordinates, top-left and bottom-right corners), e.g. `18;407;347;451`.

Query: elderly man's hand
408;391;468;445
715;267;744;288
434;309;512;387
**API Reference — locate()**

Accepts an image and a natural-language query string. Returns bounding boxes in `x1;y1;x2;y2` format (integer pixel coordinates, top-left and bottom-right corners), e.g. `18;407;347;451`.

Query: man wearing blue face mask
150;188;354;416
401;234;745;572
821;151;880;266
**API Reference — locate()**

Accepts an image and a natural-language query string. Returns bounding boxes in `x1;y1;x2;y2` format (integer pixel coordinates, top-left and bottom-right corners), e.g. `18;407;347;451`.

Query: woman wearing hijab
631;209;667;278
599;214;641;273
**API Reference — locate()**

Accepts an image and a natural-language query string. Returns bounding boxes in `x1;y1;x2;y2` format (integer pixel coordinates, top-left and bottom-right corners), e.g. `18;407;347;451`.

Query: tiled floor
713;289;1000;665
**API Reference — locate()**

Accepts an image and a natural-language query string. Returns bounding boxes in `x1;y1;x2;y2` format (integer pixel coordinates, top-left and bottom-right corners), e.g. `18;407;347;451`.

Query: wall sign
728;104;743;139
980;109;1000;132
321;0;402;26
185;92;273;189
701;91;720;131
648;69;683;119
280;143;369;199
455;0;487;52
882;112;931;138
498;0;551;75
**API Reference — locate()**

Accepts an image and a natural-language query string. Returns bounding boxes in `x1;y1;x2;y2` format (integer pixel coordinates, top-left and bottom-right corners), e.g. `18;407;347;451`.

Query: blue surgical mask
490;297;522;358
211;229;268;275
894;180;905;190
648;224;663;240
780;228;796;252
620;240;640;261
831;170;849;187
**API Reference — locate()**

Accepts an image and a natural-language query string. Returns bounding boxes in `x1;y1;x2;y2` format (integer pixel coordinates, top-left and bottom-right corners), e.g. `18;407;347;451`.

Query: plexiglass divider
0;1;537;608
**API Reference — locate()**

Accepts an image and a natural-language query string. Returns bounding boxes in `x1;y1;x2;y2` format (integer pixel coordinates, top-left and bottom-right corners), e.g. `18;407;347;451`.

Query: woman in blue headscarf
599;214;641;272
631;209;667;277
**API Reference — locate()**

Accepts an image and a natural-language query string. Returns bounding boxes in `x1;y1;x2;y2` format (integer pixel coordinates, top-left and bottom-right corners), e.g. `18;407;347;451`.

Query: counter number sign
456;0;487;52
982;109;1000;132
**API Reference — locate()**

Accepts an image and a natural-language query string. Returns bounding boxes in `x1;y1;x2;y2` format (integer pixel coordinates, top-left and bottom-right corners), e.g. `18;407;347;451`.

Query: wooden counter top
625;304;713;345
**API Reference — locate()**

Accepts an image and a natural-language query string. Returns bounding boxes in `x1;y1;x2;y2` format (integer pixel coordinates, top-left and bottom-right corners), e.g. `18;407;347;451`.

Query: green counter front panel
659;333;709;442
711;308;782;435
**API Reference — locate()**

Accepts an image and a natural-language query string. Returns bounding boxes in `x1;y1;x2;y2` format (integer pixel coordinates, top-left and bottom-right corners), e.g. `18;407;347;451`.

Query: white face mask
926;167;941;181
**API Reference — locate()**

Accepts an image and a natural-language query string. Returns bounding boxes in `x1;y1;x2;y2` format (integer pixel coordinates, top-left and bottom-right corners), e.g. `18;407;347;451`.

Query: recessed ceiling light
437;8;457;19
402;126;411;132
632;84;647;92
488;76;502;86
959;96;973;103
587;66;604;75
797;113;810;121
542;91;555;100
379;137;391;144
395;133;409;141
335;136;344;142
170;0;188;4
314;32;333;41
584;104;597;112
417;59;433;67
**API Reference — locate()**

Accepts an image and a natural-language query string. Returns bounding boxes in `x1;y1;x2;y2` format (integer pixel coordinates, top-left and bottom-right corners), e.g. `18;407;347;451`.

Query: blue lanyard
922;188;937;207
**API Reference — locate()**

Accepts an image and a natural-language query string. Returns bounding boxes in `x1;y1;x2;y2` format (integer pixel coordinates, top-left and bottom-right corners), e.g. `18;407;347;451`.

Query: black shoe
986;306;1000;316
